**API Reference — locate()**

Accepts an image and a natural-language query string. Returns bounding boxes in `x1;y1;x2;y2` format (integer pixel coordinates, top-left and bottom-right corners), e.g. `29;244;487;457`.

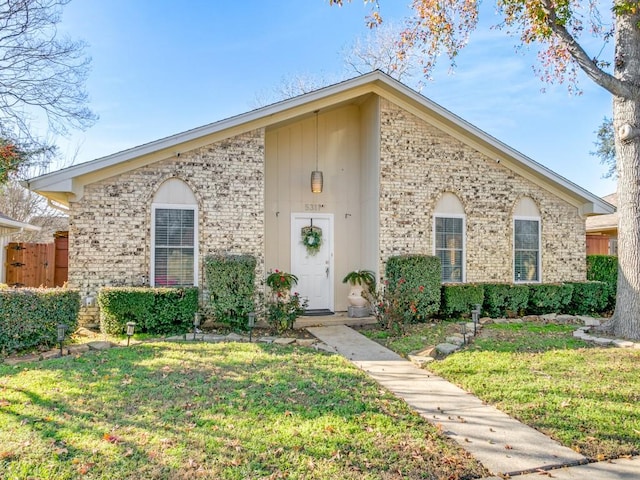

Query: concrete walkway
307;324;640;479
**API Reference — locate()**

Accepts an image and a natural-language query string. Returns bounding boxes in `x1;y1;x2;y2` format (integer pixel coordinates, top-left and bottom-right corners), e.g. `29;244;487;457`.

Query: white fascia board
0;218;40;231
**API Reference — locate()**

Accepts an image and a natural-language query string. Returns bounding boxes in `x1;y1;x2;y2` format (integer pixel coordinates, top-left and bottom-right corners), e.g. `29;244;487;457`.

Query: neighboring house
0;211;40;284
11;215;69;244
25;71;614;324
586;193;618;255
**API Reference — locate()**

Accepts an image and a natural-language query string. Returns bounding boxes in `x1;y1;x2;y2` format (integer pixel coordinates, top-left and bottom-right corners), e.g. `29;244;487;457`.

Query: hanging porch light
310;110;323;193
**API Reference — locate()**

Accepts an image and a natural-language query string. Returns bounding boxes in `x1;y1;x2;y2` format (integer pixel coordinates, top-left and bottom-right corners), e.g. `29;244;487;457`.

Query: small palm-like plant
342;270;376;291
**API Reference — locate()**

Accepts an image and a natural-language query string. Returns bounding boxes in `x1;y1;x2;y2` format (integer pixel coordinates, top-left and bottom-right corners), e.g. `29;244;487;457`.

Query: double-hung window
435;215;465;282
514;217;540;282
152;205;197;287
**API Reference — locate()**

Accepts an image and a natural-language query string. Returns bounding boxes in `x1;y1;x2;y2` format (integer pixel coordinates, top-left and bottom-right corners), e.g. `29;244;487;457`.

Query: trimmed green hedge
385;255;441;322
481;283;529;318
204;254;256;330
98;287;199;335
587;255;617;310
440;284;484;318
526;283;574;315
566;281;609;315
0;288;80;355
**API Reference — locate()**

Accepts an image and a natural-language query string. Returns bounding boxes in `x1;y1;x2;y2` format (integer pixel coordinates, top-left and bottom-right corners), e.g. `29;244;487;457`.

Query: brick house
26;71;614;324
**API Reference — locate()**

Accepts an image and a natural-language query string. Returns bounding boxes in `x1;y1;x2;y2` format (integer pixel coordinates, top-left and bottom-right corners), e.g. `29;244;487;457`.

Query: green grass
370;320;640;461
360;322;452;357
0;342;488;480
468;322;592;353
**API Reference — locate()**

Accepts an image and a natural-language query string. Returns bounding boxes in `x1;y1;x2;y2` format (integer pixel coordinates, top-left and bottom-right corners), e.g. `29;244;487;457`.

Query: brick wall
378;99;586;283
69;130;265;325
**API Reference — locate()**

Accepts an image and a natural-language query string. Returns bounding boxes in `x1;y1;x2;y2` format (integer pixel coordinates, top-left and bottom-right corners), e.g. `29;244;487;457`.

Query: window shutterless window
514;218;540;282
151;206;197;287
435;216;464;282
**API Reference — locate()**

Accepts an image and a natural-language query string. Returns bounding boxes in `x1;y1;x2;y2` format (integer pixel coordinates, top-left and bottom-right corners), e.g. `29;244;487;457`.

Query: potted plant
342;270;376;308
266;270;298;292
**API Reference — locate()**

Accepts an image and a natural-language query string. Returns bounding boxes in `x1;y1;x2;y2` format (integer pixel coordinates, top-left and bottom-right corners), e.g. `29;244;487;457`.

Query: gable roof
25;70;614;216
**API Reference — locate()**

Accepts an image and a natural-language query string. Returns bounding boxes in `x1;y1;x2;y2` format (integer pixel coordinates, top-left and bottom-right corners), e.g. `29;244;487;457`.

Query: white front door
291;214;333;312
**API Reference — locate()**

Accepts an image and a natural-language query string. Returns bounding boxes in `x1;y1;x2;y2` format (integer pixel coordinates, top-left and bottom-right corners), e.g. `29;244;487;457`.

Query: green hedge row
0;288;80;355
587;255;617;311
98;287;199;335
385;255;441;322
438;281;609;318
204;254;256;330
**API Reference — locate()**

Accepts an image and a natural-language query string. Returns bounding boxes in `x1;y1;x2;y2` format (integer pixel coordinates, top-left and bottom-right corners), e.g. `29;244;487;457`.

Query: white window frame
513;216;541;283
151;203;198;287
433;214;466;283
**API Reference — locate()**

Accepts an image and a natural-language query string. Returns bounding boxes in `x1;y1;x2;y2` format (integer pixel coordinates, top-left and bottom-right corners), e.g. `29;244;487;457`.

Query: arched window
513;197;540;283
151;178;198;287
433;193;465;283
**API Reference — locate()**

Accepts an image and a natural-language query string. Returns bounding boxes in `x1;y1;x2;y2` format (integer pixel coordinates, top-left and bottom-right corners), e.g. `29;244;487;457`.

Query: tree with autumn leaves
331;0;640;339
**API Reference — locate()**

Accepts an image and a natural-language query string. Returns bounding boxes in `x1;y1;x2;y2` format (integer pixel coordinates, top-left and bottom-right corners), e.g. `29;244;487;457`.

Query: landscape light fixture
193;312;201;341
471;304;481;336
57;323;67;356
310;110;323;193
247;312;256;342
458;321;467;345
126;322;136;347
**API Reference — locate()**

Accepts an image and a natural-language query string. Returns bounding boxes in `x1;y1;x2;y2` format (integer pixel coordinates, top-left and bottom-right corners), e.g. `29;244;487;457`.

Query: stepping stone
41;350;62;360
446;335;465;346
613;339;635;348
436;343;460;355
578;316;601;327
273;338;296;345
295;339;317;347
68;344;91;354
257;336;277;343
87;341;115;351
225;333;245;341
592;337;614;346
408;354;435;365
201;334;226;342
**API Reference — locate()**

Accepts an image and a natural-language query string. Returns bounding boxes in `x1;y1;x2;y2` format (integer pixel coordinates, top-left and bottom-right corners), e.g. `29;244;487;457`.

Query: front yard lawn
366;320;640;461
0;342;488;480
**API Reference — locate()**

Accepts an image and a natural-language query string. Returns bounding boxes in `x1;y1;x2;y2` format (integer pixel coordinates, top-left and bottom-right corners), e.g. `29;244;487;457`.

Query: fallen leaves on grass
103;433;120;444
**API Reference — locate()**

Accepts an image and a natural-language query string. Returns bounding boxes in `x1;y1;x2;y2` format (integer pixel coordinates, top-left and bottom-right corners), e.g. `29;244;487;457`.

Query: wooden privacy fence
4;232;68;287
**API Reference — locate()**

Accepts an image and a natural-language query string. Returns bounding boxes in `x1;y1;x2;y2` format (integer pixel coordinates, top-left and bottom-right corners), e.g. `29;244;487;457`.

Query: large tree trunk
609;6;640;340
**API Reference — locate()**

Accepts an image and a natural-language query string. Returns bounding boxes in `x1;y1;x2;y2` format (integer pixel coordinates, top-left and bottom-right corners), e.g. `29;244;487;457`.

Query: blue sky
53;0;615;196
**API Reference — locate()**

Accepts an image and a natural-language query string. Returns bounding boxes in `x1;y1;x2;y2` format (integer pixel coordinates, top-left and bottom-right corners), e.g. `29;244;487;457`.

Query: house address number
304;204;324;212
